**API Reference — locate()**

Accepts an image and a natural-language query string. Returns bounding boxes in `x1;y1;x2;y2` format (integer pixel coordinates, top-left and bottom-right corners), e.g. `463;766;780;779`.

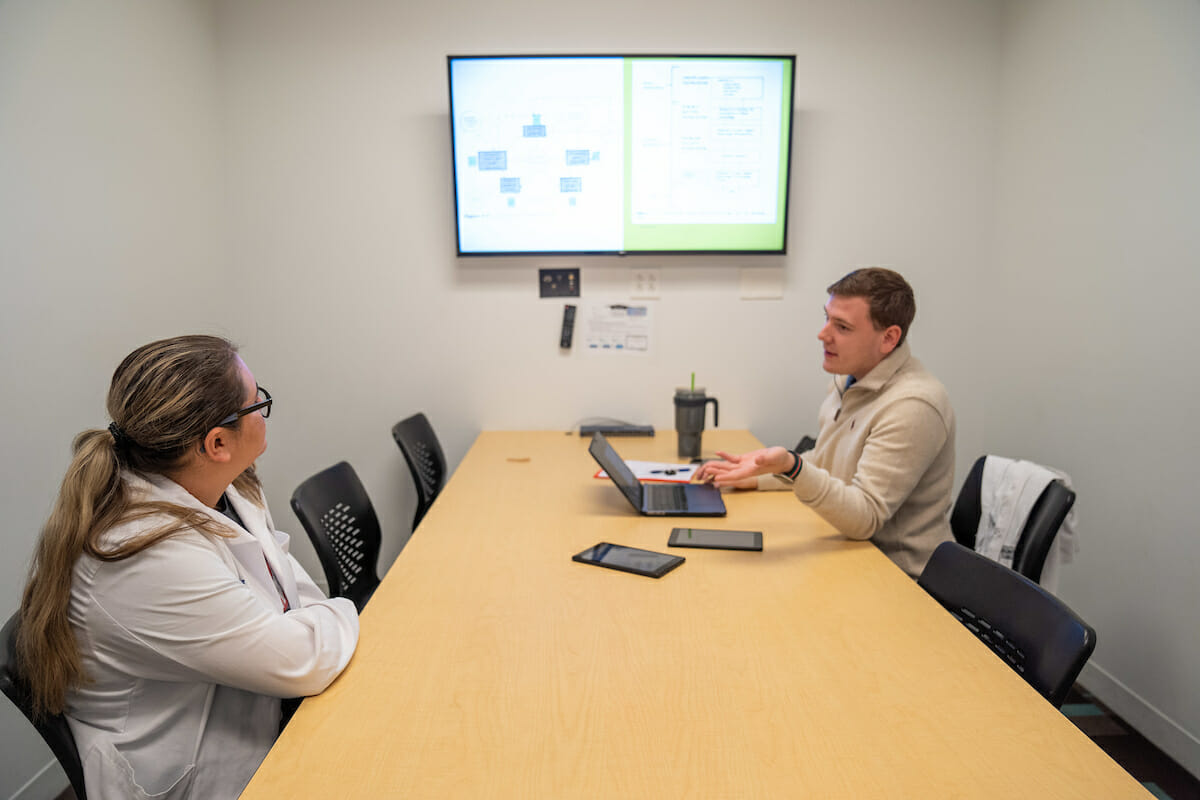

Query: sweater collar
833;340;912;395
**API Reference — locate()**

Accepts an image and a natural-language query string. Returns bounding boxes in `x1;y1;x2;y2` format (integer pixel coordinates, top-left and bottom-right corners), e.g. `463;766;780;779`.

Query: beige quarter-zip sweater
761;341;955;577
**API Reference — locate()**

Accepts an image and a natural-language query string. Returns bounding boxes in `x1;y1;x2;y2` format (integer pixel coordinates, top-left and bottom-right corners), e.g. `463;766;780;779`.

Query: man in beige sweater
695;268;955;577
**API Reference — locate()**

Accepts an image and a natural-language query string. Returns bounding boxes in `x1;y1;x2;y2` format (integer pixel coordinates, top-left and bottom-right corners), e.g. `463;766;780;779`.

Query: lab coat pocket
86;740;196;800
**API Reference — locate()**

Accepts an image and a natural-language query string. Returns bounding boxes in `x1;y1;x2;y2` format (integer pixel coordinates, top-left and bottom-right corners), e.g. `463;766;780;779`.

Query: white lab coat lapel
129;471;298;612
226;486;301;611
224;533;279;609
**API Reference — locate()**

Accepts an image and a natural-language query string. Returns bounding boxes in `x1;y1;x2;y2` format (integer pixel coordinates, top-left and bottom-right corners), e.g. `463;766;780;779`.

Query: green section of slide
622;57;792;252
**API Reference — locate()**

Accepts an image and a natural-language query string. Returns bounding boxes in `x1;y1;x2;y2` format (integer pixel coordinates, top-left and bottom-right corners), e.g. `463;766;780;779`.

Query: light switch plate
539;267;580;298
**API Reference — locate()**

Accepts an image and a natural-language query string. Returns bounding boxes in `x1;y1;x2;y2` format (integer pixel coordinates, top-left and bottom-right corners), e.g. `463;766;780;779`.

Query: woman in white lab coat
15;335;360;799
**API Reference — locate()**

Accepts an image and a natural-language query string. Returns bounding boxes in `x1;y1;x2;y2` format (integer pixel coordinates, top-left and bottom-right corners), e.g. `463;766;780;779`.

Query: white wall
214;0;997;581
0;2;226;797
991;0;1200;775
13;0;1196;796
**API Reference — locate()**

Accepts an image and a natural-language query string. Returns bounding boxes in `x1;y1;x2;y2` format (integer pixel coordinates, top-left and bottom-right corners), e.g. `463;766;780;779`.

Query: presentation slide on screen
449;56;793;254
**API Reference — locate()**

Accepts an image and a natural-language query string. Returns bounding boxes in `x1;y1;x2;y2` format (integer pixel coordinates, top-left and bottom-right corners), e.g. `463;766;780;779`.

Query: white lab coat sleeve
288;549;336;608
82;530;359;699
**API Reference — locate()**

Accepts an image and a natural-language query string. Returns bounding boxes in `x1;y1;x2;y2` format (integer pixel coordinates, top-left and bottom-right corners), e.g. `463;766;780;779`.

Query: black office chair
918;541;1096;708
391;412;448;531
950;455;1076;583
1;612;89;800
290;461;382;612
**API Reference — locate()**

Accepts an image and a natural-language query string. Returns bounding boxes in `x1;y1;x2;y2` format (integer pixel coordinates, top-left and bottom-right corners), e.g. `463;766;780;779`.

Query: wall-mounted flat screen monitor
448;55;796;256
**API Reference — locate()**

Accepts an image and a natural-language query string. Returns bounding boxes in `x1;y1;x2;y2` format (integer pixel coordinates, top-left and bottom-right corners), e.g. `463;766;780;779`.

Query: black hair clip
108;422;132;451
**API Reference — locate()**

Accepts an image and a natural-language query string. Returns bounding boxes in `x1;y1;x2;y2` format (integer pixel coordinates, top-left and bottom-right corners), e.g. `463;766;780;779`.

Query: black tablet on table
668;527;763;551
572;542;685;578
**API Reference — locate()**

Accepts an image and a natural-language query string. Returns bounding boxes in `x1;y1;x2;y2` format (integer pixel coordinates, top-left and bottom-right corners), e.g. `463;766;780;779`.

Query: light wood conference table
243;430;1147;799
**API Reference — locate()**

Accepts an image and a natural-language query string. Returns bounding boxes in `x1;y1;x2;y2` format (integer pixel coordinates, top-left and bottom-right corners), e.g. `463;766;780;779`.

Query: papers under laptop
588;433;726;517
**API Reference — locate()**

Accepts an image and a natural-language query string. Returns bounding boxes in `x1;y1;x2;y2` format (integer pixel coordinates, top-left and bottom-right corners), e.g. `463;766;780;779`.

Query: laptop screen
588;434;643;508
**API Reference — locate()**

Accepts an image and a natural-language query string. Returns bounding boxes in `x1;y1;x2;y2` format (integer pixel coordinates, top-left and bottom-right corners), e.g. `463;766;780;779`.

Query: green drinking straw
691;372;695;392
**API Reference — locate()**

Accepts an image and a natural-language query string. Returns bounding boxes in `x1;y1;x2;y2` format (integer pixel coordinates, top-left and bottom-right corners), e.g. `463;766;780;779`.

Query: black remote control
560;304;576;349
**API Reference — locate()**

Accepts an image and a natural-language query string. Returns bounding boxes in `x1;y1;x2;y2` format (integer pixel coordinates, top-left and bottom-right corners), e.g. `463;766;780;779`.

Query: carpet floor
1063;684;1200;800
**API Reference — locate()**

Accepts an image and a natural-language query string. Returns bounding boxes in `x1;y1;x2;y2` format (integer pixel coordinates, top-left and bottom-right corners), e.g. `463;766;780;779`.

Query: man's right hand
693;446;794;488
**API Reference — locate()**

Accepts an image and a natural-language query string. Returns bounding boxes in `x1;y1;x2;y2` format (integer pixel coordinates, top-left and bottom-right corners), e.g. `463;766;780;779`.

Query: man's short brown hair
826;268;916;345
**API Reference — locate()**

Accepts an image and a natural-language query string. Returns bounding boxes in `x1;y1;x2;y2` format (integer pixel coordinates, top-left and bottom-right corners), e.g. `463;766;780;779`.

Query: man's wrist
776;450;803;481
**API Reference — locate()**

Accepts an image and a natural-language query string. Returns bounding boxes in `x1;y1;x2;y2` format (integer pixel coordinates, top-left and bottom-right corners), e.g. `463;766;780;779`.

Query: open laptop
588;432;726;516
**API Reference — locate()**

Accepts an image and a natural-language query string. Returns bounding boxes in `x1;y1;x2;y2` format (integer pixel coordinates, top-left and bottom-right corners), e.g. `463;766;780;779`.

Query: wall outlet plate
630;268;660;299
739;266;784;300
539;267;580;298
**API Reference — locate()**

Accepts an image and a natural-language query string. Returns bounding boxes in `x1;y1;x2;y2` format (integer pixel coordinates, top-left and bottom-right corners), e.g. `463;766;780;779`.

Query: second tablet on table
668;528;762;551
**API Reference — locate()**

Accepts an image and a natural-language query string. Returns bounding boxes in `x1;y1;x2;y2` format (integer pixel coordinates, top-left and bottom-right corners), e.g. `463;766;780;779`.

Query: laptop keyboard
645;484;688;512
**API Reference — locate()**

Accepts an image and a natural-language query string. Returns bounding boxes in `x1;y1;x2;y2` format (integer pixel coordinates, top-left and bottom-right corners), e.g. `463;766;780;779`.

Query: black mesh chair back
918;542;1096;708
290;461;381;612
1;612;89;799
949;455;988;547
391;413;447;531
950;455;1077;583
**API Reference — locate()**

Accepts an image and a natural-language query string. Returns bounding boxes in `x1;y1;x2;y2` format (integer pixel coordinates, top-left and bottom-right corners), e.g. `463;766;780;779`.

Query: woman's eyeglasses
218;386;272;427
